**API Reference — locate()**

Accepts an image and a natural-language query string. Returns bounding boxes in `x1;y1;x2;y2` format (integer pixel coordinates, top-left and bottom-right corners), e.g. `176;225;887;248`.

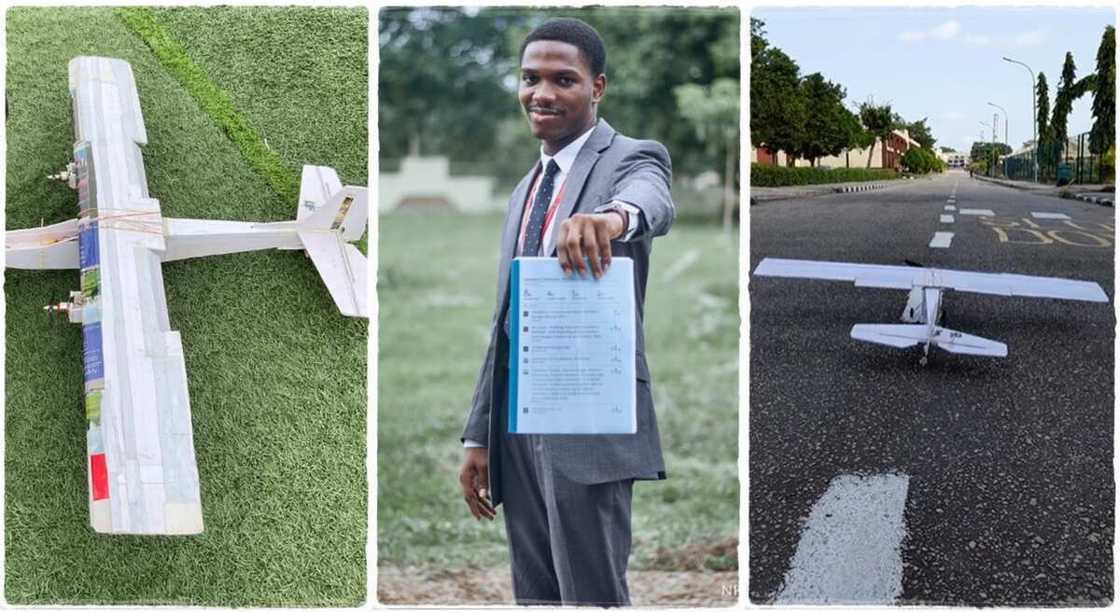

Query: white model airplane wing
753;258;922;290
71;56;203;535
938;269;1109;302
754;258;1108;302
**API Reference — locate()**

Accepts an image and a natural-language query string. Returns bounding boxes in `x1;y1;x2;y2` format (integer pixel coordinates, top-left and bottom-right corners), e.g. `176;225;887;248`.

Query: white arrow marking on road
929;232;954;248
945;205;957;211
775;472;910;605
959;208;995;216
1031;212;1071;220
940;214;955;223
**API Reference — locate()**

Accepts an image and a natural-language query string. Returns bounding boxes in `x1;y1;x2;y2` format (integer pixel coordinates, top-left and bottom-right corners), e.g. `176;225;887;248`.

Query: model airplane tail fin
293;165;368;318
850;324;926;348
930;326;1008;357
297;165;368;241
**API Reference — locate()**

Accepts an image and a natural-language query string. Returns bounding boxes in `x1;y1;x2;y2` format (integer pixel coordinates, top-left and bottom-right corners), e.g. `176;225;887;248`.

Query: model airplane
6;57;368;535
753;258;1108;364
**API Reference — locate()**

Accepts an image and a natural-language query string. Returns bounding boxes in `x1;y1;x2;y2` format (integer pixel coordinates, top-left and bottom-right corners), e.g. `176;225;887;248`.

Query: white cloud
1012;29;1047;48
931;20;962;40
964;34;991;47
898;20;960;43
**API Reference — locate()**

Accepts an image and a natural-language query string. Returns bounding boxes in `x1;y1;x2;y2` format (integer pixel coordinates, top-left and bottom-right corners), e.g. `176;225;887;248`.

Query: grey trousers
500;432;634;606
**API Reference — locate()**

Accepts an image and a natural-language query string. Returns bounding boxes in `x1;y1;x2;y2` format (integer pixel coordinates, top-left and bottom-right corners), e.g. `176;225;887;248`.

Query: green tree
675;78;739;229
906;117;936;149
750;19;805;165
1036;72;1052;173
1050;52;1078;160
1090;26;1115;159
859;100;895;168
795;73;851;166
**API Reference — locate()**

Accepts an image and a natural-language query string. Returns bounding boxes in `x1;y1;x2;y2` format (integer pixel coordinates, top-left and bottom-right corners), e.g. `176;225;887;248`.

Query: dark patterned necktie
520;160;561;256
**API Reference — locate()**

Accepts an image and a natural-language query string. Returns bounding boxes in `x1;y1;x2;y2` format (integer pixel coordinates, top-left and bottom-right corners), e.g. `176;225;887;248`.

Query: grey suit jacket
461;119;675;506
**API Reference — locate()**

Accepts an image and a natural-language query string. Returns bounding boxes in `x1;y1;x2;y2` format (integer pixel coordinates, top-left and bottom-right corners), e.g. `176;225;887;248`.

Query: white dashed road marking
959;208;995;216
940;214;955;223
944;205;957;211
929;232;954;248
1031;212;1071;220
775;472;911;605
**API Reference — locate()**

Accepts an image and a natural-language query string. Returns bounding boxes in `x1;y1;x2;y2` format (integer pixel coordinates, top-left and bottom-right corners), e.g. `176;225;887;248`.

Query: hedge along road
749;170;1114;605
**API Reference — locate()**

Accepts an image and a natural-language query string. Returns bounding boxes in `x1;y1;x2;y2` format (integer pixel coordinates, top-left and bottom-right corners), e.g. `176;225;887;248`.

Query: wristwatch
596;201;640;241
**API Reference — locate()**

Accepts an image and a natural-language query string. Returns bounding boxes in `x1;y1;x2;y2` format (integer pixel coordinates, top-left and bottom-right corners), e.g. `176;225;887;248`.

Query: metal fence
1002;131;1108;185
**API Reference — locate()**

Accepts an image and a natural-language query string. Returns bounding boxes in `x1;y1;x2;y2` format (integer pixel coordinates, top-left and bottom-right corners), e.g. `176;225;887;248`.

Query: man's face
518;40;605;153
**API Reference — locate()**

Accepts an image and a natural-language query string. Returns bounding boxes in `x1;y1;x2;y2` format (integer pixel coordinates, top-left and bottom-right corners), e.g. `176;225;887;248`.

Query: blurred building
936;150;967;168
379;156;505;213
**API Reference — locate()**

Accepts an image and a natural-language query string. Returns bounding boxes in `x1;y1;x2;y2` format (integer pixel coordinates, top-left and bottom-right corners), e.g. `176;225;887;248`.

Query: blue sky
752;6;1115;152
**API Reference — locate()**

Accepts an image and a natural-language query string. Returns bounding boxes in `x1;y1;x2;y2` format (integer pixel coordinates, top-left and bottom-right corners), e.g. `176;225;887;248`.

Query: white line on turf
929;232;954;248
774;472;911;604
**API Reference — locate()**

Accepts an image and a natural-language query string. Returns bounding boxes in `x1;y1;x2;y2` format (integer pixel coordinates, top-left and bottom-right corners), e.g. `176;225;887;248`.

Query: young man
458;18;675;605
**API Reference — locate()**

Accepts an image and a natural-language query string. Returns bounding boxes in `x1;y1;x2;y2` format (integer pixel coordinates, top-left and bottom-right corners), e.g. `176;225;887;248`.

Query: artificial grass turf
377;212;738;571
6;7;367;605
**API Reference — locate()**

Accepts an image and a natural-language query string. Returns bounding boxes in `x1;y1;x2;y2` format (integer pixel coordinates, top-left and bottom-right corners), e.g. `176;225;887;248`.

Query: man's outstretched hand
459;447;496;521
556;212;625;279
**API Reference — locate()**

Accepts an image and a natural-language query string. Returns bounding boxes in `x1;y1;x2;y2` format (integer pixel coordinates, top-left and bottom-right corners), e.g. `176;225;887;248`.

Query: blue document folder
507;257;637;434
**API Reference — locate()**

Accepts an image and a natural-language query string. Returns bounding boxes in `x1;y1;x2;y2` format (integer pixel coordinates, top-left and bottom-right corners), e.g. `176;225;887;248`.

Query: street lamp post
987;101;1008;146
1002;56;1037;182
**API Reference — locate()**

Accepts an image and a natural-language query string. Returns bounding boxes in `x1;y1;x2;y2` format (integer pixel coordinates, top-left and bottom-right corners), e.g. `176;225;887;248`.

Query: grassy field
377;212;739;576
6;7;367;605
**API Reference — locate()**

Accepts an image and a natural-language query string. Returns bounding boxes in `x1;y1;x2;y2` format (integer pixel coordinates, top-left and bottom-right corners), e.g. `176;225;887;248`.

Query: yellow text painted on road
978;216;1113;248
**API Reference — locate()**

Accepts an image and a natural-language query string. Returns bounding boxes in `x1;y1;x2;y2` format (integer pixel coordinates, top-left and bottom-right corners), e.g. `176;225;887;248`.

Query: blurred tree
675;78;739;229
379;7;739;189
378;8;519;163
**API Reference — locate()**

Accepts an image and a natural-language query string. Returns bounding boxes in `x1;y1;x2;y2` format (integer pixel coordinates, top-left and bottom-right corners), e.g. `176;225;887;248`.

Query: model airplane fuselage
6;57;368;535
754;258;1109;364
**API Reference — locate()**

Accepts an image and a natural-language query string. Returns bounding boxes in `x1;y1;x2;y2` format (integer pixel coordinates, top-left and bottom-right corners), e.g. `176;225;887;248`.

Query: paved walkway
971;174;1114;205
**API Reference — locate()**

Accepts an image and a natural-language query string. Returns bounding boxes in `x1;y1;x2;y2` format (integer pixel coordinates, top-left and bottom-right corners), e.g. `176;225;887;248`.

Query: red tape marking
90;453;108;500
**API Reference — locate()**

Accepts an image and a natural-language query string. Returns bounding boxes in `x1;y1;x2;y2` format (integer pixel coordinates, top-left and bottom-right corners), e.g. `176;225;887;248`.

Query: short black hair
520;18;607;77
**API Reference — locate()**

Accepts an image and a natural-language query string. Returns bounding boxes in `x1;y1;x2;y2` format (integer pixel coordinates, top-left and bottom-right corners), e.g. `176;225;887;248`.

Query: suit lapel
545;120;615;255
496;162;539;304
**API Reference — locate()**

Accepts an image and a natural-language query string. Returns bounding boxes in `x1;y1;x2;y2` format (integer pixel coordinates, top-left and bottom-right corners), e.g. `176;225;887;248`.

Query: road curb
974;175;1115;207
833;183;887;193
1074;193;1115;207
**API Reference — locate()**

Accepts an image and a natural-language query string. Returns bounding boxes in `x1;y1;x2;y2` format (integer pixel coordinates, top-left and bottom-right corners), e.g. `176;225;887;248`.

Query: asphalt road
749;170;1115;605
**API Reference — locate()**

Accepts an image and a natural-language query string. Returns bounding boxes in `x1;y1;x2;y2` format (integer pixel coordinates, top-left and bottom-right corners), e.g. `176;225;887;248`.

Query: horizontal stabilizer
851;324;926;348
299;231;368;318
931;326;1008;357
